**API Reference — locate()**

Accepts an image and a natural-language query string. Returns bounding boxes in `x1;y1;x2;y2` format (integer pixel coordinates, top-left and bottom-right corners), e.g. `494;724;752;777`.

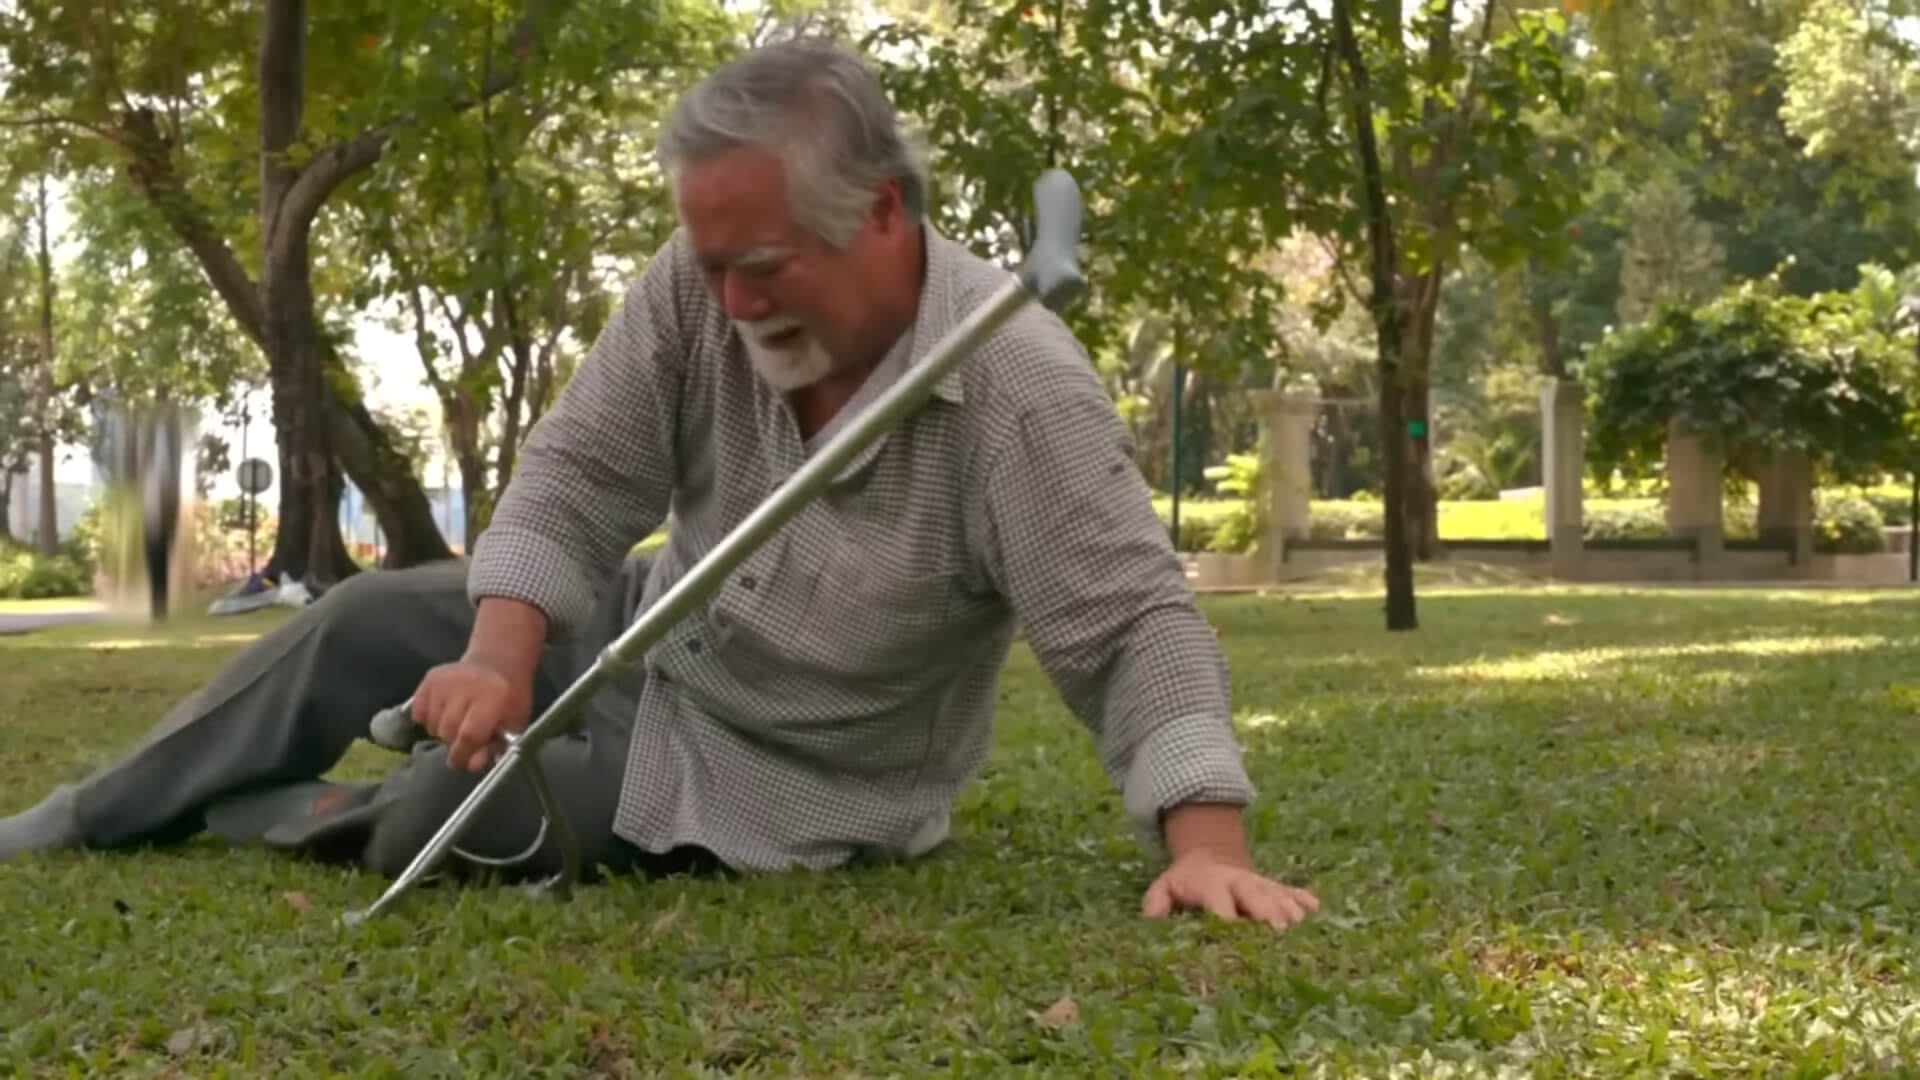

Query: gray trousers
62;556;711;880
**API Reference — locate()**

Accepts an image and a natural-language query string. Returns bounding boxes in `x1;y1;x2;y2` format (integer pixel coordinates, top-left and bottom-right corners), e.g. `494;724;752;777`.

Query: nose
721;270;772;322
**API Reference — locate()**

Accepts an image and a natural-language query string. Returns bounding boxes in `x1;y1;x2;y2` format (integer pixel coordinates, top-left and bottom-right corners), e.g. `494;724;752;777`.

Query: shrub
0;543;90;599
1813;492;1885;553
1173;514;1222;552
1583;503;1667;541
1309;501;1385;539
1846;484;1911;527
1207;508;1259;554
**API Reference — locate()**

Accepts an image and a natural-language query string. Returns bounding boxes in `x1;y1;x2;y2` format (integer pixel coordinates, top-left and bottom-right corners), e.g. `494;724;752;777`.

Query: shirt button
740;575;757;591
687;638;703;654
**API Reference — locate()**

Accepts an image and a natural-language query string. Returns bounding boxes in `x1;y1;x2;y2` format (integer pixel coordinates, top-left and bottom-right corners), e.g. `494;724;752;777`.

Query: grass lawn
4;582;1920;1074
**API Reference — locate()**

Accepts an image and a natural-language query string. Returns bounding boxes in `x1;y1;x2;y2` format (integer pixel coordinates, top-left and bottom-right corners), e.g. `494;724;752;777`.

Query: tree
0;156;86;556
347;21;723;548
0;0;689;582
1616;167;1726;325
0;217;33;540
865;0;1291;417
1325;0;1586;627
1778;0;1920;205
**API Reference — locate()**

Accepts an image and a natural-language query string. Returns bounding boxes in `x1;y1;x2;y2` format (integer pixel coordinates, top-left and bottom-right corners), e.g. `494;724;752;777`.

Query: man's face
675;147;894;392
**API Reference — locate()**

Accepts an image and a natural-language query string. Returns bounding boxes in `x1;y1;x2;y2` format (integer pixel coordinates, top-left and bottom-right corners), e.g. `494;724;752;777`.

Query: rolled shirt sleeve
980;354;1257;857
466;234;689;639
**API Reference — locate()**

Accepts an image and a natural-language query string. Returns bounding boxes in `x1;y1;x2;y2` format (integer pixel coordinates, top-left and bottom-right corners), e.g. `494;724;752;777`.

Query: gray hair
657;37;930;248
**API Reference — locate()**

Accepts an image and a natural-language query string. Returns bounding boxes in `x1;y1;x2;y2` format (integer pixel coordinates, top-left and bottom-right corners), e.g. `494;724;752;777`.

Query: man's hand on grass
1141;848;1319;929
1143;801;1319;930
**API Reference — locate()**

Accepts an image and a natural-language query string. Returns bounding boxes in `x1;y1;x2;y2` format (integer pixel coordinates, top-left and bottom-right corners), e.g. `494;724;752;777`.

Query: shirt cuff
1120;716;1258;861
465;524;601;641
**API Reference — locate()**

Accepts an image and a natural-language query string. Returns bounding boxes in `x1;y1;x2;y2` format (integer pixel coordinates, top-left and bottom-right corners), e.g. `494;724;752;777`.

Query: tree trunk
33;175;58;557
325;368;454;568
35;430;56;554
1333;0;1416;630
1400;271;1444;562
459;449;489;551
1529;255;1567;379
261;255;357;584
0;470;12;540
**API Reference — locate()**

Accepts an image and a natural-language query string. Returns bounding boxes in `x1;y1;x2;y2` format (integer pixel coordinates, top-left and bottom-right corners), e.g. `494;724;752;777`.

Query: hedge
1155;492;1888;555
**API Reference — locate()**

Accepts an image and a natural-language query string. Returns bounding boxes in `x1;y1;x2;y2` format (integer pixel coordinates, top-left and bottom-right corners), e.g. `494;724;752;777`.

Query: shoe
0;786;83;862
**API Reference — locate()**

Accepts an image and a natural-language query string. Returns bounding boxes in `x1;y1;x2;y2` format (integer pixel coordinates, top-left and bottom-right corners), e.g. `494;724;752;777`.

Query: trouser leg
67;558;560;849
356;554;713;881
357;698;654;881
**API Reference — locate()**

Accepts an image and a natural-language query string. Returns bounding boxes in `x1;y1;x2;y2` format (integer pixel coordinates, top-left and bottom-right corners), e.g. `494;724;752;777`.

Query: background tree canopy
0;0;1917;630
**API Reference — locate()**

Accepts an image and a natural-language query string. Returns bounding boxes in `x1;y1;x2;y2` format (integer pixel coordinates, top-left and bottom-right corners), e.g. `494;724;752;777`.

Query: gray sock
0;785;83;861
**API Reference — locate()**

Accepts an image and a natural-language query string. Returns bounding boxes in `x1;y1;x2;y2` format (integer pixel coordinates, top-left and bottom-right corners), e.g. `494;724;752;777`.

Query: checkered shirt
468;224;1257;871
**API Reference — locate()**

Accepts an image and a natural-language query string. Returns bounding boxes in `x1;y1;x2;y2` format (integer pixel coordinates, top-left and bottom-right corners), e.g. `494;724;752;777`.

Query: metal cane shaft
341;736;534;925
515;739;582;898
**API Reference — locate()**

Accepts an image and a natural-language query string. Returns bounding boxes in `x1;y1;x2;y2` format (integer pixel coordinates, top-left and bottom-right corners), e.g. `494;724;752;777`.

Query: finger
447;698;489;773
1202;878;1238;921
1230;877;1293;929
1141;874;1173;918
1288;885;1321;915
409;677;439;737
459;700;503;773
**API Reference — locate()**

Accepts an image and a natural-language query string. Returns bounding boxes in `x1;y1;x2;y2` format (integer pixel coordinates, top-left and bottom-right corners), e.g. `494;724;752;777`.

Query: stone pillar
1665;418;1724;570
1756;448;1814;566
1248;389;1316;581
1540;379;1585;579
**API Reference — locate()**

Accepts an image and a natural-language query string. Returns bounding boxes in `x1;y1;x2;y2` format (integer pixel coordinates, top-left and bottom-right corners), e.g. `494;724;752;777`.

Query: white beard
736;316;837;392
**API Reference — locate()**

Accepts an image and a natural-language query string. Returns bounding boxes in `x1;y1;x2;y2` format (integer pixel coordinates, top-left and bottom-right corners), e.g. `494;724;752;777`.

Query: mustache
736;316;807;347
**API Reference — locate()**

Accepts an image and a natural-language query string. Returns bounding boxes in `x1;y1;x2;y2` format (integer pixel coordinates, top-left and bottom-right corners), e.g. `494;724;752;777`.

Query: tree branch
258;0;307;245
269;0;570;262
119;108;268;345
406;284;453;402
0;113;134;151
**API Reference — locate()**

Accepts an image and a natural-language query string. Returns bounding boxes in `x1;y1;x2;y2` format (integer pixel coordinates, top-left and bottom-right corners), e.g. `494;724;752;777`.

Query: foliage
56;170;260;409
1615;167;1725;326
344;2;733;545
1778;0;1920;209
0;217;35;492
1583;276;1914;484
0;539;88;599
1812;490;1887;554
863;0;1288;384
1202;451;1264;556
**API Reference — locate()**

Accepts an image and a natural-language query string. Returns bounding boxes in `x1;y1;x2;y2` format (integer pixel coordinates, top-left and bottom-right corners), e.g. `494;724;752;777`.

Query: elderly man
0;38;1318;930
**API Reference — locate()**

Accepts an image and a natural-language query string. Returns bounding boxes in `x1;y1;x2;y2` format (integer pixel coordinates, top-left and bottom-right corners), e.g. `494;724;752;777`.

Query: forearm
463;596;549;691
1163;802;1253;866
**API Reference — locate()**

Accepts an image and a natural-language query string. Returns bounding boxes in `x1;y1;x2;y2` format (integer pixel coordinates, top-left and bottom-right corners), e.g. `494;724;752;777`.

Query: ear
869;178;906;234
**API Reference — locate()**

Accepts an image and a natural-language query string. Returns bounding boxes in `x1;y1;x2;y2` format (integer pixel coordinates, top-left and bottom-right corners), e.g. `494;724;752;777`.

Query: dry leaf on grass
1037;996;1079;1027
282;891;314;913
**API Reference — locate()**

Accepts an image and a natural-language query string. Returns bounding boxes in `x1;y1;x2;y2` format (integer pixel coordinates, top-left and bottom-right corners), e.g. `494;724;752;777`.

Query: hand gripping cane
340;169;1087;927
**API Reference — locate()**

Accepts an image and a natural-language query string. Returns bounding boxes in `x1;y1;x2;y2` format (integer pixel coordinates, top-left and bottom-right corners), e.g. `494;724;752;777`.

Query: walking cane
341;169;1087;926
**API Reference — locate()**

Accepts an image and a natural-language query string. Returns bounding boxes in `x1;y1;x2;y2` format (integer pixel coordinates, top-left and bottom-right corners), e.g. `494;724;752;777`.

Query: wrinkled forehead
672;149;807;269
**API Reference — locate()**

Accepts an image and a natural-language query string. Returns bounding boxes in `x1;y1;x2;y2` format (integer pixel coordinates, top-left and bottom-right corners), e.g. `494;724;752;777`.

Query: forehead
674;148;800;266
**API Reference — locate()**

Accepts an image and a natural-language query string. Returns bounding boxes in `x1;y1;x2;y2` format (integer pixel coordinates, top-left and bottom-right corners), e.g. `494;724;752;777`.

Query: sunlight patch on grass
1414;634;1901;683
73;632;268;652
1236;710;1321;733
0;598;102;615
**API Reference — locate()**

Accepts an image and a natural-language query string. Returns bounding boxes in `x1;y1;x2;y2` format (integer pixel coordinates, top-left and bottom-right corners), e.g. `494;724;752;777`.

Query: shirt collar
907;223;967;406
